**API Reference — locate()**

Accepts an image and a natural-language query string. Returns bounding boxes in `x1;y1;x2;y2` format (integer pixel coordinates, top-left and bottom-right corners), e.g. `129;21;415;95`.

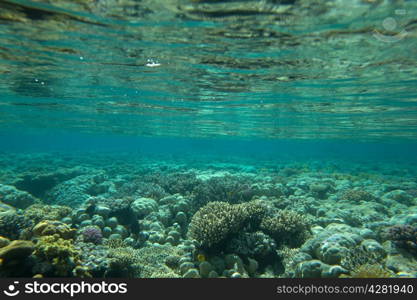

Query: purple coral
82;226;103;244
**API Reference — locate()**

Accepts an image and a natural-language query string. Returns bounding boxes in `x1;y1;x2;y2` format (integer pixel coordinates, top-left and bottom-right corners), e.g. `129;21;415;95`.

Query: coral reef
339;244;386;279
0;240;35;277
81;226;103;244
32;220;76;240
340;264;395;278
191;175;256;209
0;240;34;261
106;246;142;278
226;231;277;262
260;210;311;247
135;245;182;278
23;204;72;224
342;189;376;202
33;235;82;277
45;173;112;207
188;201;246;248
382;225;417;256
187;200;267;249
13;167;86;198
0;211;33;239
0;184;38;209
0;153;416;278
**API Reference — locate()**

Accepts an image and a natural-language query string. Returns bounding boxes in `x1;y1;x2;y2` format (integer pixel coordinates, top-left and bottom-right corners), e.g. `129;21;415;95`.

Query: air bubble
146;58;161;67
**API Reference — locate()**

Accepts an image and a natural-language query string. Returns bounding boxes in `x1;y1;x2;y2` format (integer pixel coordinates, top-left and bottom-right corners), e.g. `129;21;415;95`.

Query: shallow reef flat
0;152;416;278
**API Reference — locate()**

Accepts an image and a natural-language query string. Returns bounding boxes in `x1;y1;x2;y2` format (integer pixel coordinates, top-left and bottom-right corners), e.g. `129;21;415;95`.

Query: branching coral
142;172;199;196
188;201;245;248
226;231;277;261
340;245;383;271
104;238;128;249
187;200;267;249
188;200;310;250
382;225;417;256
191;175;255;211
135;245;182;278
342;189;375;202
106;246;142;278
260;210;311;247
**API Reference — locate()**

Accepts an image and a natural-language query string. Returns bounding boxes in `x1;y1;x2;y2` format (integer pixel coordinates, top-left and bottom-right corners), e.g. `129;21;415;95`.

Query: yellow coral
24;204;71;224
340;264;395;278
32;220;76;240
33;234;80;277
197;253;206;262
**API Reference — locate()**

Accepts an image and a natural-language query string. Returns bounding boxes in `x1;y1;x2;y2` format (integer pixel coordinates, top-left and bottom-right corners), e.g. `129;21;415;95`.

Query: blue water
0;0;417;278
2;131;417;163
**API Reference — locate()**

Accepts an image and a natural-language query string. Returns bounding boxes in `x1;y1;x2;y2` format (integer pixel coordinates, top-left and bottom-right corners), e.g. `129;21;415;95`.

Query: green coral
338;243;392;278
260;210;311;247
340;264;395;278
23;204;72;224
0;210;33;239
342;190;375;202
104;238;128;249
340;245;383;271
32;220;76;240
0;240;34;277
135;244;182;278
33;235;80;277
0;240;34;262
188;200;310;250
107;246;142;278
187;200;267;249
106;244;182;278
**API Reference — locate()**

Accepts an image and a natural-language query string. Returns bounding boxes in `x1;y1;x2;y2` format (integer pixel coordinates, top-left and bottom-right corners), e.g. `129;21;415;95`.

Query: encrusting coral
32;220;76;240
33;234;83;277
23;204;72;224
0;210;33;239
340;264;395;278
0;240;35;276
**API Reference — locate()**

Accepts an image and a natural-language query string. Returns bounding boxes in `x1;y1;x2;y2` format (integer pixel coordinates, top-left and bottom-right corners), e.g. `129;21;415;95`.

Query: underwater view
0;0;417;280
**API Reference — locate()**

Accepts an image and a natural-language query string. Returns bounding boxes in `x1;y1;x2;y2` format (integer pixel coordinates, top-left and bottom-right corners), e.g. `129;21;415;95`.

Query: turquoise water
0;0;417;278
